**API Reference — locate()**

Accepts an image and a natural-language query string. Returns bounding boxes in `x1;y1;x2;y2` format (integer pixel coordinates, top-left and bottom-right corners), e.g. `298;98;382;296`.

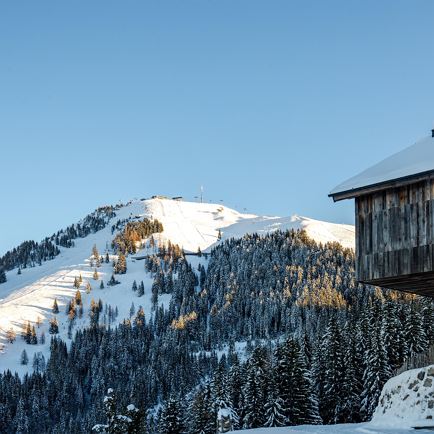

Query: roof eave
329;169;434;202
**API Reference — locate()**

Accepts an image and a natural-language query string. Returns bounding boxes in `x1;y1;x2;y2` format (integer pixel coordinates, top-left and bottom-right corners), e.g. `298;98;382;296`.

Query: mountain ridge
0;197;354;375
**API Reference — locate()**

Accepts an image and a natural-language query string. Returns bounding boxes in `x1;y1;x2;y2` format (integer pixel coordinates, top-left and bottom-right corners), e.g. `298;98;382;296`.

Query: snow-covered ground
236;424;430;433
0;198;354;375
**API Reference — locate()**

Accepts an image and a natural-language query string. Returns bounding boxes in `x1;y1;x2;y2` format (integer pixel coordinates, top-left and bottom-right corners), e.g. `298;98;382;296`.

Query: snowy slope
235;424;422;433
0;198;354;375
145;198;355;251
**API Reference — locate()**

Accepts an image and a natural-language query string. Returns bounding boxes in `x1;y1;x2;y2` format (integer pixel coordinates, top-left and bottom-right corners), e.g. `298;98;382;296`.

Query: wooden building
329;130;434;297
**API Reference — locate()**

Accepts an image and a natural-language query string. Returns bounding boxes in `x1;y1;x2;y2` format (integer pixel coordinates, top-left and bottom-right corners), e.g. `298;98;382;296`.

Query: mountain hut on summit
329;129;434;297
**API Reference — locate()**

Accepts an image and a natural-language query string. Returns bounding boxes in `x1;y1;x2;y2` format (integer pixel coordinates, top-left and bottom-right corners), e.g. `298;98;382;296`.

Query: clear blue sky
1;1;434;254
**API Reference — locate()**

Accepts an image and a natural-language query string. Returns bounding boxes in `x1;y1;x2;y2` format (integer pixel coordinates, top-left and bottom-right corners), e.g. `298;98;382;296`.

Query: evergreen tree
320;315;345;424
243;347;267;428
114;253;127;274
49;317;59;334
20;349;29;365
361;300;392;419
0;267;6;284
159;396;184;434
52;298;59;314
7;327;16;343
404;302;427;357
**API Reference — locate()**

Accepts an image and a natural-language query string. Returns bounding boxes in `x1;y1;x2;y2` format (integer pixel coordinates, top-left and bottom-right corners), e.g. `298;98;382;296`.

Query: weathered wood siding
356;179;434;296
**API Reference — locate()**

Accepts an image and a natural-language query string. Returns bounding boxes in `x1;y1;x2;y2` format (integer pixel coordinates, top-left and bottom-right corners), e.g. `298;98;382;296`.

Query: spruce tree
0;267;6;284
20;349;29;365
320;315;345;424
49;317;59;334
159;396;184;434
52;298;59;314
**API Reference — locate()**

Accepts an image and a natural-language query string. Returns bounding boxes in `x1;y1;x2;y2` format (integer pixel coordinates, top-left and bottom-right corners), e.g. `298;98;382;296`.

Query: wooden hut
329;130;434;297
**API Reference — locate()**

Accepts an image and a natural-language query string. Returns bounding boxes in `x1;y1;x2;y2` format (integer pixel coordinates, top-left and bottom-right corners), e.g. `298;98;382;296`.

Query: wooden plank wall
356;179;434;284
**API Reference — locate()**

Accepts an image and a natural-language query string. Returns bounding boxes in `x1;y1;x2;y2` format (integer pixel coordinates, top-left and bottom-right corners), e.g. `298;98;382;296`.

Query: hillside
0;198;354;375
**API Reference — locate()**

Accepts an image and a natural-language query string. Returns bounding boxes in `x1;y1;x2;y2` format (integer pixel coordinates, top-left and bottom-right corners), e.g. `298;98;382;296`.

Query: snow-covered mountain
0;197;354;375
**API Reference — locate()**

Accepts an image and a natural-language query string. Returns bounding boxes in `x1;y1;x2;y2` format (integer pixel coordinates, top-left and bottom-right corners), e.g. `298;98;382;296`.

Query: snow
235;424;421;433
330;134;434;197
0;198;354;375
221;214;354;250
145;198;354;251
370;364;434;429
217;408;232;418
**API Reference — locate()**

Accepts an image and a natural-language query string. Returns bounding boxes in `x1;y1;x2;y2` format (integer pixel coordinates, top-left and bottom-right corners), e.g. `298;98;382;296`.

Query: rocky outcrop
371;365;434;428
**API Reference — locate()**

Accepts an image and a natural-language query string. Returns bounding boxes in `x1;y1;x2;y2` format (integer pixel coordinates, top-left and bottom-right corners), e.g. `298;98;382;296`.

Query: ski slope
146;198;355;251
0;198;354;375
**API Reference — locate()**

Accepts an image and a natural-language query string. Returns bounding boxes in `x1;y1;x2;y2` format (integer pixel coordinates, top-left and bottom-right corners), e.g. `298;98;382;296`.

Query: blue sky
1;1;434;254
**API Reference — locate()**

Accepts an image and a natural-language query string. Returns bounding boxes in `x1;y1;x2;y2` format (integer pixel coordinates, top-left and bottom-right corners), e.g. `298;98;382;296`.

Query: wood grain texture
355;178;434;296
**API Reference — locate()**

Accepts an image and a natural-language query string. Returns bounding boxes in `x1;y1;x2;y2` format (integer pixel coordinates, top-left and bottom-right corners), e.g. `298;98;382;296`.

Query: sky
1;1;434;254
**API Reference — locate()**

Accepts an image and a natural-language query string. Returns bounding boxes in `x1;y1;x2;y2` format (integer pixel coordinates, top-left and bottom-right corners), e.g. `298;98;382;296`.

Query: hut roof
330;134;434;201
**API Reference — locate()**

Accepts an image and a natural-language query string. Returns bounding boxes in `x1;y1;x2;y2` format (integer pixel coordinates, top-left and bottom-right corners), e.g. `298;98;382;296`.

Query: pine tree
189;386;214;434
15;398;29;434
93;269;99;280
92;245;101;267
134;307;145;328
0;267;6;284
31;326;38;344
24;321;32;344
320;315;345;424
339;319;362;423
49;317;59;334
100;281;105;289
20;349;29;365
361;300;392;419
137;281;144;297
264;374;286;428
32;352;46;373
242;347;267;428
52;298;59;314
114;253;127;274
275;337;320;426
6;327;16;343
404;302;427;357
132;280;137;292
159;396;184;434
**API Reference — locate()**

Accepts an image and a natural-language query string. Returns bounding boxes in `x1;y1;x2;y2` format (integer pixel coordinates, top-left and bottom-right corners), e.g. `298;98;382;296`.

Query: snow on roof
330;135;434;198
